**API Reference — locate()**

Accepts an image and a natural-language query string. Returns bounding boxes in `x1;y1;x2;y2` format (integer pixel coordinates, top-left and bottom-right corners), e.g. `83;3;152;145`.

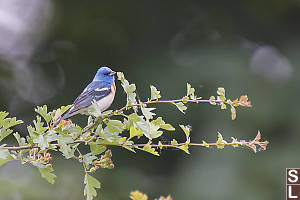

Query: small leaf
173;102;187;113
231;137;239;148
150;85;161;100
202;140;209;148
171;139;178;145
209;96;216;105
129;126;143;139
231;105;236;120
0;128;13;142
177;144;190;154
106;120;124;133
158;141;163;149
35;105;51;124
33;135;49;150
0;149;14;166
117;72;138;106
58;141;78;159
179;125;190;139
89;143;107;156
13;132;26;146
160;124;175;131
141;106;156;120
186;83;195;99
141;144;159;156
216;132;225;149
0;111;9;121
217;87;225;96
220;103;227;110
152;117;175;131
84;173;101;200
38;166;56;184
60;105;72;115
83;153;97;167
148;122;163;139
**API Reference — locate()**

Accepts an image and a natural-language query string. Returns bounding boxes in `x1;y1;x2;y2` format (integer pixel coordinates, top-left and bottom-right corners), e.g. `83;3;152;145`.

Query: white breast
95;91;115;111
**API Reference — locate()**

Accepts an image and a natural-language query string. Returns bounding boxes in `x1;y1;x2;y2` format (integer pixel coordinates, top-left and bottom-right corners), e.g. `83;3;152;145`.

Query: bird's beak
109;71;116;76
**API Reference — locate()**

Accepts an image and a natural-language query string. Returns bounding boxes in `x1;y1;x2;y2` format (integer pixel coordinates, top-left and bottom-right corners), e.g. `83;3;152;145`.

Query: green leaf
152;117;175;131
179;125;190;139
106;120;124;133
158;141;163;149
148;123;163;139
202;140;209;147
33;116;48;134
117;71;125;82
231;105;236;120
216;132;226;149
60;105;72;115
33;135;49;150
231;137;239;148
6;118;23;129
141;106;156;120
177;143;190;154
129;126;143;139
59;141;78;159
150;85;161;100
83;153;97;167
171;139;190;154
220;103;227;110
160;124;175;131
209;96;216;105
38;166;56;184
0;128;13;142
53;109;61;121
217;87;225;96
117;72;137;106
0;112;23;142
35;105;51;124
0;149;14;166
84;173;101;200
186;83;195;99
141;144;159;156
0;111;9;121
13;132;26;146
128;113;142;123
173;102;187;113
89;143;107;156
171;139;178;145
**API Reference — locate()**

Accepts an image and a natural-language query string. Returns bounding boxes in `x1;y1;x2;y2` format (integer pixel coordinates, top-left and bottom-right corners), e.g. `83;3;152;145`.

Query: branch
0;133;269;153
0;140;86;151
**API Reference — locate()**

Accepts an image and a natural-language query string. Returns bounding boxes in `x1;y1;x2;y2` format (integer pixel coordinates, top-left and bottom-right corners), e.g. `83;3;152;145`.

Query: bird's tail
54;108;71;126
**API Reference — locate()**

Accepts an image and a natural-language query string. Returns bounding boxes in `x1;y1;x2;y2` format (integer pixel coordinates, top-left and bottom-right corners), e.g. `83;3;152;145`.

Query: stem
0;139;268;150
0;140;85;151
76;148;88;172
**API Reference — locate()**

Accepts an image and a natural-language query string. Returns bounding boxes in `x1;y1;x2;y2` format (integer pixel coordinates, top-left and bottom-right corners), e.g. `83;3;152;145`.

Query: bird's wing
68;81;112;115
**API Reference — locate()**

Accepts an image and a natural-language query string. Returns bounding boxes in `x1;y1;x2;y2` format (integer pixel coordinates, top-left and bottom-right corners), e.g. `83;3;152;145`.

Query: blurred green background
1;0;300;199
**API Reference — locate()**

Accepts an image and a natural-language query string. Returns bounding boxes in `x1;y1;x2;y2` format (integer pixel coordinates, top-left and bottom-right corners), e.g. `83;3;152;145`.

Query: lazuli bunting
56;66;116;125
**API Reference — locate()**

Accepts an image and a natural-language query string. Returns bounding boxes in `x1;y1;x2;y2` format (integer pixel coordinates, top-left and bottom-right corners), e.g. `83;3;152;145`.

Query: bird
56;66;116;125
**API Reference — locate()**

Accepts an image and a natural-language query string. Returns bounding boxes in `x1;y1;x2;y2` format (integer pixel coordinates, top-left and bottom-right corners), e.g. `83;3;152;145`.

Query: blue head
93;66;116;83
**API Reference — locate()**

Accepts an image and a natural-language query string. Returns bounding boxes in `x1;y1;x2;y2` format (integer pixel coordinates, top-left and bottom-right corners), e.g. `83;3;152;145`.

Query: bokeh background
0;0;300;199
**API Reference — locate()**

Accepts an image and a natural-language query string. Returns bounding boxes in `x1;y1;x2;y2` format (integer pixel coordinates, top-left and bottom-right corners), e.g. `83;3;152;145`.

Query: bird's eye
104;73;109;76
